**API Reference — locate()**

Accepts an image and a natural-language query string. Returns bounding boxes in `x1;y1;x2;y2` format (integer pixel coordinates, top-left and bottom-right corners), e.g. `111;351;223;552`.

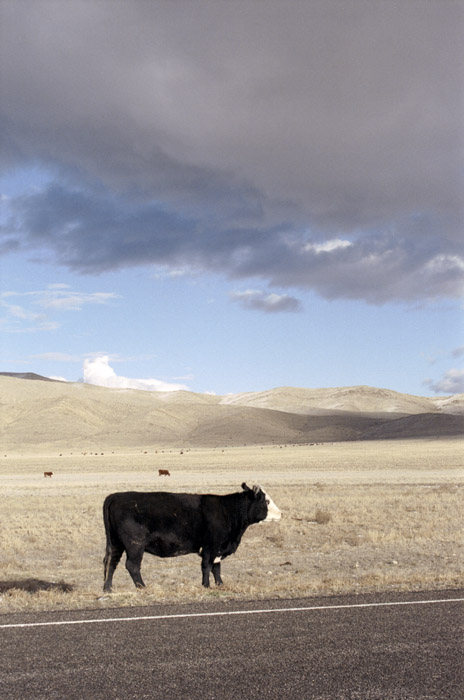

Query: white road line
1;597;463;630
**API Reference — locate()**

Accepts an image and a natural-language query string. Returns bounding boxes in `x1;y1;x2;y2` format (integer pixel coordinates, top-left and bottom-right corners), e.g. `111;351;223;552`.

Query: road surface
1;590;462;699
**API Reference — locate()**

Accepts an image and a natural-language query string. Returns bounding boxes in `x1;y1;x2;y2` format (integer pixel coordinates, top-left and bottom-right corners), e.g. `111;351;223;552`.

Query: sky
0;0;463;397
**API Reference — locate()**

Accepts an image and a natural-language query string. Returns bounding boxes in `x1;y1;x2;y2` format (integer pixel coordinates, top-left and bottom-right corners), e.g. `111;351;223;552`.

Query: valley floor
1;439;463;613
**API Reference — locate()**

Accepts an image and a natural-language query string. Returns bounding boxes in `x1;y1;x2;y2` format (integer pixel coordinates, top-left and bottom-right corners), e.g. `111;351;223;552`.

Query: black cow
102;483;281;592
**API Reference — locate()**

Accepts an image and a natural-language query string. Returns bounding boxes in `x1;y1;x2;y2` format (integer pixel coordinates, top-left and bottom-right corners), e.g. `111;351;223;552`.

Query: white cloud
83;356;189;392
230;289;301;313
0;286;119;332
172;373;195;382
31;352;81;362
2;286;119;311
303;239;353;254
425;368;464;394
0;298;59;333
1;301;41;322
42;292;117;311
153;266;197;280
424;255;464;274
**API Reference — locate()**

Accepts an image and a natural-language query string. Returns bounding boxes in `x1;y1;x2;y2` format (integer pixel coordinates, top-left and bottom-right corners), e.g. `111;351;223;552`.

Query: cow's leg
212;560;223;587
125;547;146;589
103;543;123;592
201;551;214;588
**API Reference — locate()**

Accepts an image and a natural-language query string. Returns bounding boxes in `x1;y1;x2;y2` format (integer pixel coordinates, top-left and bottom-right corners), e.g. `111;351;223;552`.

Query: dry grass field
1;439;462;614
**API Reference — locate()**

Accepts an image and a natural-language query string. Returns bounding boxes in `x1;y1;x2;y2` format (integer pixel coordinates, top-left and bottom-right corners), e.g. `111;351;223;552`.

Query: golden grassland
0;439;463;613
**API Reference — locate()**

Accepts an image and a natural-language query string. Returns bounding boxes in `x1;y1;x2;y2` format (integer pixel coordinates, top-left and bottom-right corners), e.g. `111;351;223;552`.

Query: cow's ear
242;482;251;491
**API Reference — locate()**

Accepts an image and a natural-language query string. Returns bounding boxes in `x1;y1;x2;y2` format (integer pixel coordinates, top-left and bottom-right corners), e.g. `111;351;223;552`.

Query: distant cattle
43;472;53;478
102;483;281;592
158;469;170;476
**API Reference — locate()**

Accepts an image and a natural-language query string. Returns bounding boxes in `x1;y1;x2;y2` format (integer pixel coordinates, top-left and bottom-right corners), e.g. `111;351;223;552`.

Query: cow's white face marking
262;489;281;522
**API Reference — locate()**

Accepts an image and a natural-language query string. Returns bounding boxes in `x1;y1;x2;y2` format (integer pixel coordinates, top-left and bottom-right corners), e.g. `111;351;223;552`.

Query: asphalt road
1;590;462;700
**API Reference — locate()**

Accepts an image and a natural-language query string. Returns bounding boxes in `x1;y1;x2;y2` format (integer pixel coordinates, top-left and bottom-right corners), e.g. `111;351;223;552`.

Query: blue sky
1;1;463;397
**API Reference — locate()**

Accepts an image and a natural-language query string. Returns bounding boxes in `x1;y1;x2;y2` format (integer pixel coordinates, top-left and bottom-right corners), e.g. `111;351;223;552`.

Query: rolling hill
0;374;462;450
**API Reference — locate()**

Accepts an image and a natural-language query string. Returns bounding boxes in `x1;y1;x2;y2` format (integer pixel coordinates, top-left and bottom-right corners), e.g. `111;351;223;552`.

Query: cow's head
241;483;281;522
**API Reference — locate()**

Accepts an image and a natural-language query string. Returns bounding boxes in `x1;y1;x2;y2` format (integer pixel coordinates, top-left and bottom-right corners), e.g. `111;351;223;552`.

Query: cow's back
104;491;204;545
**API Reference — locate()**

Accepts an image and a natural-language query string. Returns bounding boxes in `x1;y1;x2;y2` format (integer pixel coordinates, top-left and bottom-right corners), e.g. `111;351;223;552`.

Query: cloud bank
1;1;463;304
83;356;189;392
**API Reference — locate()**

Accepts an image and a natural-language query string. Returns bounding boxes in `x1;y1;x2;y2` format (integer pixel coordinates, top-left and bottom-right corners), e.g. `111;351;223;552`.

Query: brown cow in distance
43;472;53;478
158;469;170;477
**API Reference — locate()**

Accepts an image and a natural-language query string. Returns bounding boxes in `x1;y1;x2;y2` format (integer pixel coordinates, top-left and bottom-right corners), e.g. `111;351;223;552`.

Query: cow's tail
103;494;115;584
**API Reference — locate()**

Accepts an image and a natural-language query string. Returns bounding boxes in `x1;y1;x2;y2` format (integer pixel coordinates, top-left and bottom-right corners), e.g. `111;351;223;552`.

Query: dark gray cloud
1;0;463;303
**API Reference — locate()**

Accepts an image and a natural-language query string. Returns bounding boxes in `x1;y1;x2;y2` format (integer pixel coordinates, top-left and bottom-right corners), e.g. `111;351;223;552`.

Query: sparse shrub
314;509;331;525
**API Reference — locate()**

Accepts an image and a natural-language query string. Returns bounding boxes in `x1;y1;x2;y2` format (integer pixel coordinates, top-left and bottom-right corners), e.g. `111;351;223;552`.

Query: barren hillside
219;385;453;415
0;374;462;450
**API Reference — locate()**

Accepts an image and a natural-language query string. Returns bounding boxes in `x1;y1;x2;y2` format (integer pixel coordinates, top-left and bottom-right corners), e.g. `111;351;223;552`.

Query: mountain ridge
1;374;462;449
